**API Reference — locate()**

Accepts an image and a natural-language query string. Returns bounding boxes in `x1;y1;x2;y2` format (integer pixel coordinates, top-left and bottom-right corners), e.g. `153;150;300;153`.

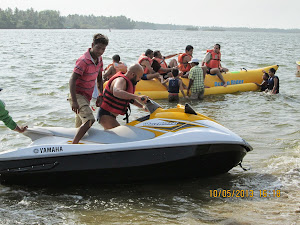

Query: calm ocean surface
0;29;299;224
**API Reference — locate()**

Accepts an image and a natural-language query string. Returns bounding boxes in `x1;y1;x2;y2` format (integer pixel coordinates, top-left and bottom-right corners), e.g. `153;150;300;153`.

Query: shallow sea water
0;29;299;224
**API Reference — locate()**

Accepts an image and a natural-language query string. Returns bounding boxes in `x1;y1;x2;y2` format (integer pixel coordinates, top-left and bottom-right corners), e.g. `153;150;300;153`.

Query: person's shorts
207;68;224;75
190;90;205;100
168;93;179;102
207;68;216;75
68;94;95;124
97;107;116;121
141;74;148;80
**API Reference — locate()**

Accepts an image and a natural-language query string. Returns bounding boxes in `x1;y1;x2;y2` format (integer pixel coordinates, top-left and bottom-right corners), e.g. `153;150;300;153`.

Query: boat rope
240;68;248;72
238;161;249;171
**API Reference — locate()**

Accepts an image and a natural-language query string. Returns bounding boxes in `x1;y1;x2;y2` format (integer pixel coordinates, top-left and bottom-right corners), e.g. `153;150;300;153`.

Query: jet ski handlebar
141;97;162;114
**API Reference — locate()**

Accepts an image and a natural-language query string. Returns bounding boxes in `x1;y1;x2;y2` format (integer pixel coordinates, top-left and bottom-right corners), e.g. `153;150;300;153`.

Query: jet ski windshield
144;99;162;114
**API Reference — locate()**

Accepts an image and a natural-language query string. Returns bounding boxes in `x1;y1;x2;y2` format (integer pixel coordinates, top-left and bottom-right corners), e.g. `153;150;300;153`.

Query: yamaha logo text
33;146;63;154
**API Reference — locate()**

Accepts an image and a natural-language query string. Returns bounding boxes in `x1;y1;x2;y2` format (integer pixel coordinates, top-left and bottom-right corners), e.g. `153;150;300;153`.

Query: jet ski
0;100;252;186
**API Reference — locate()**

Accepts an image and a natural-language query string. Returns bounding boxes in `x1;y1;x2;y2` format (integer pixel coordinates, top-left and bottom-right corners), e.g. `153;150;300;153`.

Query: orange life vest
153;57;168;74
178;53;192;73
205;49;221;69
101;72;135;115
104;62;127;73
138;54;153;74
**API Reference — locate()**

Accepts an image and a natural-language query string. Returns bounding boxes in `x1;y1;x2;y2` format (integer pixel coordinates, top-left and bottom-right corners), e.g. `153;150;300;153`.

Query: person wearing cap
0;88;28;133
187;58;207;100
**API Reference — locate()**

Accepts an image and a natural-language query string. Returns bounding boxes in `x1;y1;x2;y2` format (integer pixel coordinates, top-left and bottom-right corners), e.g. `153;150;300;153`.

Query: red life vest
178;53;192;73
138;54;153;74
153;57;168;74
101;72;135;115
205;49;221;69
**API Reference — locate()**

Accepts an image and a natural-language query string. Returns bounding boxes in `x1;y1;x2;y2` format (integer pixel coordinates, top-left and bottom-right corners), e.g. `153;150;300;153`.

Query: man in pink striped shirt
69;33;109;144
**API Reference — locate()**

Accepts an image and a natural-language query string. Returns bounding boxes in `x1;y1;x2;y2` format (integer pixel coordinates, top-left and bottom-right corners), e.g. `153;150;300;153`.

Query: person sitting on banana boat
178;45;193;78
138;49;163;82
103;54;128;81
202;44;228;87
151;50;178;79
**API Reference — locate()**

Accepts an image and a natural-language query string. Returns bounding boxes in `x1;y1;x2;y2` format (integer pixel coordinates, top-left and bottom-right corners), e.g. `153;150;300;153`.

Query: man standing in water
69;33;109;144
202;44;228;87
98;64;148;130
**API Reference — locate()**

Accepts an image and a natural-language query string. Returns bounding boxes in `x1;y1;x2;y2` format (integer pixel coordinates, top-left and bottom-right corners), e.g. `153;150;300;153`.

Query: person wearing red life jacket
152;50;178;79
138;49;163;82
98;64;148;130
103;54;128;81
178;45;193;78
202;44;228;87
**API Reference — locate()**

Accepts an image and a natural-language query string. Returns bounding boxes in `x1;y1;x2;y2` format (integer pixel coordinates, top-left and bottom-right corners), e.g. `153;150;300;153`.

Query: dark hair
112;54;120;63
185;45;193;51
172;68;179;77
153;50;160;57
193;62;199;66
215;44;221;49
263;73;269;79
145;49;153;56
93;33;109;45
269;68;276;74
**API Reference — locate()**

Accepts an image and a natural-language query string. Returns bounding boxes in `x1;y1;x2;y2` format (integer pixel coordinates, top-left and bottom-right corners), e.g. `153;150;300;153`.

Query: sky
1;0;300;29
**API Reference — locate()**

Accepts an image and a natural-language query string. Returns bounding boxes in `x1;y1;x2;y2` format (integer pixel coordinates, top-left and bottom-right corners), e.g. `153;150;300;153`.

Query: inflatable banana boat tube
134;65;279;99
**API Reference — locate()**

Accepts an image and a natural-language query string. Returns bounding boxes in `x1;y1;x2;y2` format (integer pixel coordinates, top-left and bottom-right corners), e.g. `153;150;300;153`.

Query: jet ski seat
24;126;156;144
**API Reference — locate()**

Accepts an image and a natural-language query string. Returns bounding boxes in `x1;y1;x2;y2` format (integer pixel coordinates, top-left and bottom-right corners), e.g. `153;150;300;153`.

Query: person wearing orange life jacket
152;50;178;79
98;64;149;130
178;45;193;78
202;44;228;87
103;54;128;81
138;49;163;82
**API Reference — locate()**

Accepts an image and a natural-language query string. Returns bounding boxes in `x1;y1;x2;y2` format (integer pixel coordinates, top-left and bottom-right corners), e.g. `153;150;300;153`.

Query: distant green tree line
0;7;196;30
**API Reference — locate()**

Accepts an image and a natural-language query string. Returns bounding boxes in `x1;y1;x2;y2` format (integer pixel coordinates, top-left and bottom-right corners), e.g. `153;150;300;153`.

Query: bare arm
202;52;211;66
164;53;179;59
112;78;147;105
141;60;155;74
96;70;104;107
179;80;186;98
69;72;81;114
272;77;279;94
187;79;194;96
103;66;114;81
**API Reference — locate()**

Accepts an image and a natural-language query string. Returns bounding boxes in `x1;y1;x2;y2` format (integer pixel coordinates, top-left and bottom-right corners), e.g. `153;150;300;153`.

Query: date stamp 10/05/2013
209;189;281;198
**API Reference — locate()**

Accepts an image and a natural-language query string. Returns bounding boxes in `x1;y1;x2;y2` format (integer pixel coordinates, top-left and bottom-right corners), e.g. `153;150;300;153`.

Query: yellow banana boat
134;65;279;99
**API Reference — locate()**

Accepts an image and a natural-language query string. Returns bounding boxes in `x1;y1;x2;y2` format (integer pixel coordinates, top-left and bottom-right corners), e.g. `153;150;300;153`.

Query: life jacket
168;78;180;93
268;76;279;93
104;62;127;73
114;62;127;73
178;53;192;73
138;54;153;74
153;57;168;74
101;72;135;115
205;49;221;69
